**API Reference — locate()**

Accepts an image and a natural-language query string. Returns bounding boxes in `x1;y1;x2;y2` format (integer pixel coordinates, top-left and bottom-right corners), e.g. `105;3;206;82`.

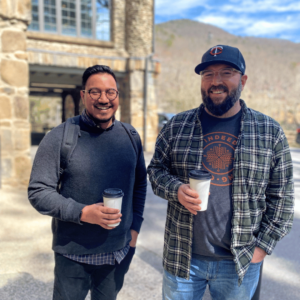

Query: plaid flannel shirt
147;100;294;285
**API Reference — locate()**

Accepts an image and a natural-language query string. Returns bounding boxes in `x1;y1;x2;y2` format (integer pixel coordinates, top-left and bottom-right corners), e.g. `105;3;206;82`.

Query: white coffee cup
189;170;212;211
102;188;124;227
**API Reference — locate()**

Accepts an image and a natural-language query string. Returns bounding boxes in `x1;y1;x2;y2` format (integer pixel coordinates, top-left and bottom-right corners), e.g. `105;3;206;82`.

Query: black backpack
58;115;141;184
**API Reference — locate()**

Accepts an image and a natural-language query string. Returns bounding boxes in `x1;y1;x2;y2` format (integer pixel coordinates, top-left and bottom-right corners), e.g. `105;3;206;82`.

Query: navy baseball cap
195;45;246;75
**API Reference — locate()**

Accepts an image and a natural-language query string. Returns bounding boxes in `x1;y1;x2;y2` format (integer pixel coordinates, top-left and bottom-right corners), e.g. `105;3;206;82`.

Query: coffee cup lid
189;170;212;180
103;188;124;198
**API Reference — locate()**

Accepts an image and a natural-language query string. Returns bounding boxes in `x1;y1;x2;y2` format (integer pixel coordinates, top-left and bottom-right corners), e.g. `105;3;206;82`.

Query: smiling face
201;63;247;118
80;73;119;129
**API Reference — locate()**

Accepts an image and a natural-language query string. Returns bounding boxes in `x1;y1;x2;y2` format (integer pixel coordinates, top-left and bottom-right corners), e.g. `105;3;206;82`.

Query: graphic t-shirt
192;108;242;260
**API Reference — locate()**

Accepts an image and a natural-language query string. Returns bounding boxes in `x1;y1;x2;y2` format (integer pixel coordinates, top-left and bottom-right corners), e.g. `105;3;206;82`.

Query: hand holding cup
178;184;202;215
80;203;122;230
103;188;124;227
189;170;212;212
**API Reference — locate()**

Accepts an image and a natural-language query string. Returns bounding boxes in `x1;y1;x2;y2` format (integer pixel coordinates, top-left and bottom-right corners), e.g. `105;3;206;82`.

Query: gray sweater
28;118;147;255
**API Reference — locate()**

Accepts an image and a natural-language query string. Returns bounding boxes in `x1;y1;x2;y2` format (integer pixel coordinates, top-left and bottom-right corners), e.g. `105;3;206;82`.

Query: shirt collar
80;109;115;130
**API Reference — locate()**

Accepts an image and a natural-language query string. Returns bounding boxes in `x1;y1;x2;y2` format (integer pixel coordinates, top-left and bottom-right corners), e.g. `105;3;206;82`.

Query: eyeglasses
199;68;241;82
82;88;119;101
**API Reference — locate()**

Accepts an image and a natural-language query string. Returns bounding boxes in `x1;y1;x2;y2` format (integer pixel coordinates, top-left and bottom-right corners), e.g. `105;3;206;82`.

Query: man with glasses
147;45;294;299
28;65;147;300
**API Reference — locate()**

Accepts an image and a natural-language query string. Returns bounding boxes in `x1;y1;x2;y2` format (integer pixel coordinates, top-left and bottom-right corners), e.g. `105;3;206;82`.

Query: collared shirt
63;244;130;265
62;109;129;265
80;108;115;130
147;100;294;285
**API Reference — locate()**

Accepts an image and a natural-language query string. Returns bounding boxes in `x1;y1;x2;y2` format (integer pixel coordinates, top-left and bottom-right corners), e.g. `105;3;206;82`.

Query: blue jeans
163;257;262;300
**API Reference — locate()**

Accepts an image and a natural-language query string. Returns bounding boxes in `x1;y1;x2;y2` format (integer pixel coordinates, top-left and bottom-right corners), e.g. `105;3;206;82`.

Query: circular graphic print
202;132;238;186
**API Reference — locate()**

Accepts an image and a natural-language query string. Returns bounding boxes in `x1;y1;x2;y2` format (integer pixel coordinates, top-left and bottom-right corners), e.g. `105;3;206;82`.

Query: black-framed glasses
199;68;241;82
82;88;119;101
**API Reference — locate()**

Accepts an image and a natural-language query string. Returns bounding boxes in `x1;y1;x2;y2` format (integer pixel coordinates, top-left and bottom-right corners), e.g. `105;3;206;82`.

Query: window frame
28;0;112;42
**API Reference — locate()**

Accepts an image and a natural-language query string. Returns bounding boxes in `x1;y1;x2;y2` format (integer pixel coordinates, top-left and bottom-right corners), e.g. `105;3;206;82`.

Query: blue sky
155;0;300;43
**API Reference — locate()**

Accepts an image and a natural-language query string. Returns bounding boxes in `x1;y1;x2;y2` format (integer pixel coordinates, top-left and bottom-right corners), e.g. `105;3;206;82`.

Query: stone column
125;0;159;152
0;0;31;188
295;64;300;125
146;60;160;152
128;59;145;138
125;0;153;57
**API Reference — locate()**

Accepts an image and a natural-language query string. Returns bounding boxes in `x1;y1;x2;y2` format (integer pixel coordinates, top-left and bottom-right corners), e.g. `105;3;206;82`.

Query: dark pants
53;247;135;300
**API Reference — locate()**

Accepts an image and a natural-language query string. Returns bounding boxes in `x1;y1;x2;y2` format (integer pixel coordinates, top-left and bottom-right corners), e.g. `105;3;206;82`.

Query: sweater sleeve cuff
130;214;144;233
255;231;277;255
64;199;87;225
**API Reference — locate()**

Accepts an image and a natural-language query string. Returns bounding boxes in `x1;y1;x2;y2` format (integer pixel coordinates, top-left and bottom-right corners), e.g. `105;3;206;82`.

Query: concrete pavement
0;151;163;300
0;187;163;300
0;149;299;299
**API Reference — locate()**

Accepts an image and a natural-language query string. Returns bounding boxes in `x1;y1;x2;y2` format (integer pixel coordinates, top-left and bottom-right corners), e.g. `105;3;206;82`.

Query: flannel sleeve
147;124;183;202
256;129;294;254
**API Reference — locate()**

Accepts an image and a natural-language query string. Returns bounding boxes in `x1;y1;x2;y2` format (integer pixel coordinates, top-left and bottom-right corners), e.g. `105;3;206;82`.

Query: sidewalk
1;150;299;300
0;187;162;300
0;151;162;300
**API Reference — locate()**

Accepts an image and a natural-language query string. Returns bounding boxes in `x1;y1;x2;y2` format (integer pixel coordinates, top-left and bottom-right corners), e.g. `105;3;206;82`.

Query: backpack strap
59;115;81;180
58;119;139;189
120;122;141;159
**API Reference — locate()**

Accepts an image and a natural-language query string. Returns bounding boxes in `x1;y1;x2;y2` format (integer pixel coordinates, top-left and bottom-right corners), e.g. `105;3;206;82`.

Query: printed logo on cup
202;132;238;186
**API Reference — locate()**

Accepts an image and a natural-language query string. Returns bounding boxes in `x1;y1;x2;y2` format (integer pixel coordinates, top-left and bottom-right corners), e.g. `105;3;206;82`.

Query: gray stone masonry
0;0;31;189
0;0;159;189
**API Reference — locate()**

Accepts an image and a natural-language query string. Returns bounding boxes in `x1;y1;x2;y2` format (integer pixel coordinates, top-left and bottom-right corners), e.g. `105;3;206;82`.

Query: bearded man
147;45;294;300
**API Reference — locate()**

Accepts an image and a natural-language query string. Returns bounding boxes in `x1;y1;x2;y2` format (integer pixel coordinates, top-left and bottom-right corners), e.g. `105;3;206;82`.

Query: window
28;0;111;41
44;0;57;32
62;0;76;36
30;0;39;31
96;0;110;41
81;0;92;38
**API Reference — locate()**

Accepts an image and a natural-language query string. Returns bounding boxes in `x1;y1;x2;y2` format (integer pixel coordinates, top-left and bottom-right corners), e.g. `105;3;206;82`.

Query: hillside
154;19;300;132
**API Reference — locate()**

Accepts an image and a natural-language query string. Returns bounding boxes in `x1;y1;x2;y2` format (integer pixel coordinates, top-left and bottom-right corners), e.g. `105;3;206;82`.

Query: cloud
216;0;300;13
156;0;300;43
198;15;249;31
279;34;300;43
244;20;297;36
197;14;299;39
156;0;207;16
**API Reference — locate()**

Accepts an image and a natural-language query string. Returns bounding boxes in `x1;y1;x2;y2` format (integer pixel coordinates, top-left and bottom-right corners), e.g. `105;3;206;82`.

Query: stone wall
26;0;158;152
294;64;300;125
0;0;31;188
0;0;158;189
125;0;154;57
124;0;157;151
126;59;158;151
146;61;159;151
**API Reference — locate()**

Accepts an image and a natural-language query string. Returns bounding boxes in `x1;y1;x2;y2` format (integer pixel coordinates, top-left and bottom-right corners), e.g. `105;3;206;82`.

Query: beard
201;80;242;116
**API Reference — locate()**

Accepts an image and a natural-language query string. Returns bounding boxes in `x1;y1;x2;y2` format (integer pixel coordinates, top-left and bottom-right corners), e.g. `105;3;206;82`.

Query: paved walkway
0;151;162;300
1;149;299;299
0;189;163;300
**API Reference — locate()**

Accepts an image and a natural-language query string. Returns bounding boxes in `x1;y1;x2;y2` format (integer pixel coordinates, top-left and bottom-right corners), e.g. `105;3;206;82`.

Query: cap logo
210;46;223;57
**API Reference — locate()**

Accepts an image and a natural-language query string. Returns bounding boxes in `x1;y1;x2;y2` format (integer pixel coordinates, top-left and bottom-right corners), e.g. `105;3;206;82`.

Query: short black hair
82;65;118;90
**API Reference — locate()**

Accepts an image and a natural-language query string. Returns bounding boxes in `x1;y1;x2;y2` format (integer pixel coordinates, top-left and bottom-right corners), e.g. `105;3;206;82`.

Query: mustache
208;85;228;93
